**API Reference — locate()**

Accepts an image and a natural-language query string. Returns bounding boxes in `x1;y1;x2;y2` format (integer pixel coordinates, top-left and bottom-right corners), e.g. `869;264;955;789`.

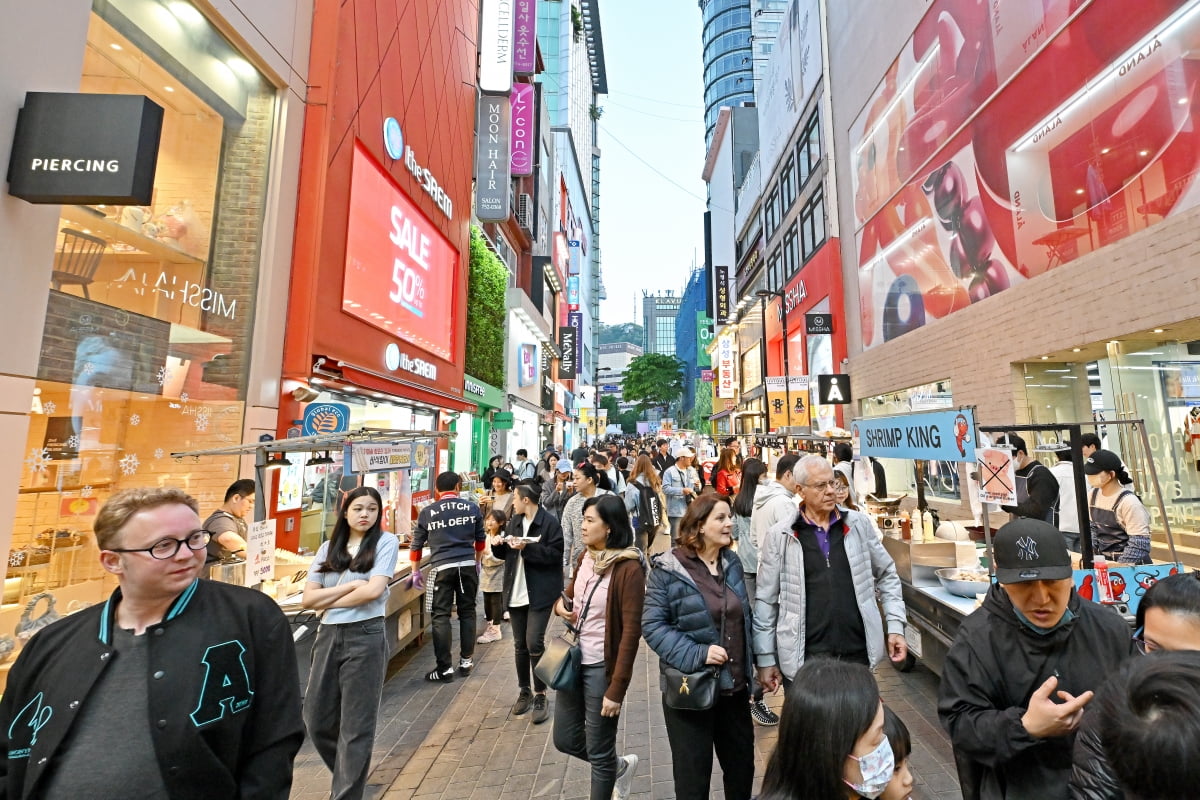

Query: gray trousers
303;619;388;800
553;664;620;800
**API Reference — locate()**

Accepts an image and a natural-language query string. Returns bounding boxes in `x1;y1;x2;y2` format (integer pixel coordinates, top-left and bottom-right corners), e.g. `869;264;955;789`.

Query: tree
622;353;685;414
465;226;507;388
598;322;644;347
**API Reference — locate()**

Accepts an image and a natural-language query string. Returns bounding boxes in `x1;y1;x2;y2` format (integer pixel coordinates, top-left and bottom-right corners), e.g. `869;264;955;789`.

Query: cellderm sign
343;143;457;362
479;0;514;94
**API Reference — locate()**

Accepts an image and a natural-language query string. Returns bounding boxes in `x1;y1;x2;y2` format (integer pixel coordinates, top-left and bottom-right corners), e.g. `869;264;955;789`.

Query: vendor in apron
997;433;1057;523
1085;449;1152;564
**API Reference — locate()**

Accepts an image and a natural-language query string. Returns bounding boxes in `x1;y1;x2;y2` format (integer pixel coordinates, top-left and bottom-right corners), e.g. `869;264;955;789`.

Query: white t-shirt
508;515;535;608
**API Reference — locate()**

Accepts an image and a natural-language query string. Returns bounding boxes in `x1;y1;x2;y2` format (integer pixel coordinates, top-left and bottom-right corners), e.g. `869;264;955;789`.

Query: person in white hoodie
749;453;801;555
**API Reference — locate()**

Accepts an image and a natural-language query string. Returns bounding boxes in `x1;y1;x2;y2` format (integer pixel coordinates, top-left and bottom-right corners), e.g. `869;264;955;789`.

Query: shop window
15;6;276;623
859;380;956;499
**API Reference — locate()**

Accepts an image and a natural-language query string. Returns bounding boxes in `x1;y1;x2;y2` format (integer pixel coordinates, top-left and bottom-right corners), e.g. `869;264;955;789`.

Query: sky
595;1;709;325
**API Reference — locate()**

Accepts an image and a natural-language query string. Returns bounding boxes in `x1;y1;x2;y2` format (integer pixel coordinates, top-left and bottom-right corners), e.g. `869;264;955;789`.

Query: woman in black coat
491;484;564;723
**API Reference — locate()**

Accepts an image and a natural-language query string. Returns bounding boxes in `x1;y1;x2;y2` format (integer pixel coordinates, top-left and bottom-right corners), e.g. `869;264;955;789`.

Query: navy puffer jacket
642;547;756;695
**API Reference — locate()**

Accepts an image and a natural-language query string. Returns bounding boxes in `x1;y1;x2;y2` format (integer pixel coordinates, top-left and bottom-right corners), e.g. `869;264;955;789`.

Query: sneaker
751;699;780;726
531;693;549;724
511;687;533;716
425;667;454;683
457;658;474;677
476;624;502;644
612;753;639;800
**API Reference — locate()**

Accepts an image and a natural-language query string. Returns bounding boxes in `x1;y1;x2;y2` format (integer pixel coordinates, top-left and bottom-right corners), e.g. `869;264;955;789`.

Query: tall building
675;266;712;421
700;0;754;143
643;291;684;358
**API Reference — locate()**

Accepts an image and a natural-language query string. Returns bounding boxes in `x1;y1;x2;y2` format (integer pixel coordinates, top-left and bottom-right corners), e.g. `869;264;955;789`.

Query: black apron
1088;487;1134;557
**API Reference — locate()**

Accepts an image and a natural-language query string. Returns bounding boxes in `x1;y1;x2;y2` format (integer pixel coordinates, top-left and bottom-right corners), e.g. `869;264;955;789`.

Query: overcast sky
595;1;709;325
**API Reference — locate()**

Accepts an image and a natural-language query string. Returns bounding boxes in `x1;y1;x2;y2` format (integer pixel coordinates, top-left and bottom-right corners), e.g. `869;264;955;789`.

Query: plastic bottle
1094;556;1114;604
899;511;912;541
922;509;935;540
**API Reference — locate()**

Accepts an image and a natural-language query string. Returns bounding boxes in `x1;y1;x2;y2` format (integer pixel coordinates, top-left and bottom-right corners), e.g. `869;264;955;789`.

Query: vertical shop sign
713;265;732;323
474;96;511;220
513;0;537;75
478;0;514;94
717;333;736;399
568;238;582;275
558;324;578;379
518;343;538;386
510;83;534;176
568;310;583;358
696;313;714;368
567;275;580;309
766;377;788;430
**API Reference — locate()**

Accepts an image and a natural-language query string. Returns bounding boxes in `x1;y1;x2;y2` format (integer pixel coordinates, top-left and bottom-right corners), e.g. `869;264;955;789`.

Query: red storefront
765;238;849;430
275;0;481;548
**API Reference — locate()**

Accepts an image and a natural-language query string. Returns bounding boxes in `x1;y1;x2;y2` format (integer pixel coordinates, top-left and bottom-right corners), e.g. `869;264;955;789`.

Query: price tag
904;624;923;659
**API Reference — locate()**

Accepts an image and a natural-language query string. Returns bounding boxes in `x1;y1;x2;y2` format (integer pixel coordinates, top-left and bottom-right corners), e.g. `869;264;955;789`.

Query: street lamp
594;367;613;445
756;288;790;436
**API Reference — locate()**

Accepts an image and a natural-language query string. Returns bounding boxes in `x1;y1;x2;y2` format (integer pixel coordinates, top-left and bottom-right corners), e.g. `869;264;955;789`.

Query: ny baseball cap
993;518;1073;584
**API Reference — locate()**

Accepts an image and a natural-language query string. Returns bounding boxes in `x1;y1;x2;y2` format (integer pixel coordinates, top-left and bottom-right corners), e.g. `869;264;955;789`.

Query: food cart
852;411;1185;676
172;428;448;683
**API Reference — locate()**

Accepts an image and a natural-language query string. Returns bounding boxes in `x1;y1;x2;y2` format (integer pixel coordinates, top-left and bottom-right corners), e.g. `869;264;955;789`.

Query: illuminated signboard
717;333;736;399
343;143;457;361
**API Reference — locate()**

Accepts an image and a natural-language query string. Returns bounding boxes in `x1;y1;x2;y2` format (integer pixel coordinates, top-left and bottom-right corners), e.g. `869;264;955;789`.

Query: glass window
797;110;821;187
800;186;825;261
16;7;276;618
783;225;799;279
767;249;782;292
780;155;796;210
764;186;779;239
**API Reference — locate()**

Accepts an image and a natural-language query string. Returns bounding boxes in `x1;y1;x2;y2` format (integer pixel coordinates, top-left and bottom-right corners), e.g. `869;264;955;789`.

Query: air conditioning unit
517;193;533;232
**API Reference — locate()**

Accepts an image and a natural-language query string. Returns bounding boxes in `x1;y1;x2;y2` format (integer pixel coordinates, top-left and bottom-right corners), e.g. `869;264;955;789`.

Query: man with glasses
753;454;907;693
938;518;1130;800
0;487;303;800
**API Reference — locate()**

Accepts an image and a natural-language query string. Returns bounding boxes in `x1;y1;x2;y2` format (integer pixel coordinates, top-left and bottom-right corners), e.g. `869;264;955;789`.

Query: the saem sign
343;143;457;361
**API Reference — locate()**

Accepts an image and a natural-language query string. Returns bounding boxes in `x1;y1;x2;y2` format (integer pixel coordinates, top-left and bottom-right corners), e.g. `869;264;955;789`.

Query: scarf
586;546;642;575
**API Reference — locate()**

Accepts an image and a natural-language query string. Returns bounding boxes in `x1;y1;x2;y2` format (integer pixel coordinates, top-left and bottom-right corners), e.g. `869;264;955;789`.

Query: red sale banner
343;143;458;361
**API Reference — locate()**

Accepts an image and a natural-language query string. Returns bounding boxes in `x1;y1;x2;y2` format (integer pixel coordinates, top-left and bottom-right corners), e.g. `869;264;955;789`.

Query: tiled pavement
289;623;962;800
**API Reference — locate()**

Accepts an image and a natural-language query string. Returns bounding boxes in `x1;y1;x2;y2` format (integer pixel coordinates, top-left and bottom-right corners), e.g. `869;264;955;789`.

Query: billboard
558;324;578;379
758;0;824;176
716;333;737;399
474;96;511;220
852;0;1200;348
342;143;458;361
713;265;732;324
696;313;714;368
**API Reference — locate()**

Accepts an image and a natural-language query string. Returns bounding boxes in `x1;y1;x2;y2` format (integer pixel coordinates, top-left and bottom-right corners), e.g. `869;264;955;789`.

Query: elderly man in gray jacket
753;454;908;690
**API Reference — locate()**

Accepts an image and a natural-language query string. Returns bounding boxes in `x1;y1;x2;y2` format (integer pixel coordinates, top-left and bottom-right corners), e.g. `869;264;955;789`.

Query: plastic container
1094;556;1115;604
922;509;935;540
900;511;912;541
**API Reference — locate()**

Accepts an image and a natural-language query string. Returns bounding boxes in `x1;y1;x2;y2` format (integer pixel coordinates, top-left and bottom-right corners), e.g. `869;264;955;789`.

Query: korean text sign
717;333;736;399
343;144;457;361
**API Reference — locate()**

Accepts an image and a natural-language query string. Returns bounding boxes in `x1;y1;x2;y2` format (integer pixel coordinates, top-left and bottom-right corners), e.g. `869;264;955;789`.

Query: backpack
636;482;665;535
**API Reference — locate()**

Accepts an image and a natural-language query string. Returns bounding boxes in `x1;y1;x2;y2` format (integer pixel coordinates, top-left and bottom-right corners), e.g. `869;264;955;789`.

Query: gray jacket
752;507;906;679
661;464;698;518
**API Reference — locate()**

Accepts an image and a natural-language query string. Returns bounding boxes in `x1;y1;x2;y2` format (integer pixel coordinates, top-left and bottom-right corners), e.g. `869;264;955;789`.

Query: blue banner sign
852;408;976;463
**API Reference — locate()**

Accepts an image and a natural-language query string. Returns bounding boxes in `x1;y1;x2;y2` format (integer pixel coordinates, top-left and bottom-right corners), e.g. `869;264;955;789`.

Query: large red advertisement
343;143;458;361
853;0;1200;347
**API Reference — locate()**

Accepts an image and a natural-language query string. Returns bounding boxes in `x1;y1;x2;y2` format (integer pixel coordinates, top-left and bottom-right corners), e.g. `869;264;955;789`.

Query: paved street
289;620;962;800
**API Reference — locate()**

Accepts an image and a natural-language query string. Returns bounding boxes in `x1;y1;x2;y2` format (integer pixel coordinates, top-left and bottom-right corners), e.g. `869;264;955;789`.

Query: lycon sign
345;143;458;362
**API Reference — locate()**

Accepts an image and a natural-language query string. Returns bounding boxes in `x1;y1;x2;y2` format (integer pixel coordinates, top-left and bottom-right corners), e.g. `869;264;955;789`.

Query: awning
313;359;477;413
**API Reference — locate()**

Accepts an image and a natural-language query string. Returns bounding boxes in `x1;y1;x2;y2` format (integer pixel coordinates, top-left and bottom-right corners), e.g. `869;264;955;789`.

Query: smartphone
560;592;574;612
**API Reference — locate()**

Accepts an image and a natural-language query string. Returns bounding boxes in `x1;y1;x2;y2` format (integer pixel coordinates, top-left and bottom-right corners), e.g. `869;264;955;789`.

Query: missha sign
7;93;163;204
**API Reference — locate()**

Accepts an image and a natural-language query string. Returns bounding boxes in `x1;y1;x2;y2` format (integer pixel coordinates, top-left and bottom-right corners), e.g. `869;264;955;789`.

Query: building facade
643;291;684;357
829;0;1200;547
0;0;312;678
675;266;713;423
700;0;755;143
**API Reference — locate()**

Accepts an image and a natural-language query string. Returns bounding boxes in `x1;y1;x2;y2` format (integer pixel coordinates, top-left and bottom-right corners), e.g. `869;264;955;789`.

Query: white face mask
845;735;895;799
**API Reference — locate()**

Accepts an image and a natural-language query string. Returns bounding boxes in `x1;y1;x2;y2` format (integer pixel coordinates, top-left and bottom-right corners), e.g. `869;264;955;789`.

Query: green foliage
598;322;643;346
689;379;713;433
599;395;620;416
465;226;507;388
623;353;685;413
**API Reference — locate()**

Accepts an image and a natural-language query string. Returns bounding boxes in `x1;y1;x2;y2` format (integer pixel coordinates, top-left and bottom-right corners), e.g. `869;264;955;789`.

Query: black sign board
817;374;852;405
8;93;164;205
558;324;578;380
43;417;81;460
806;312;834;335
713;265;732;324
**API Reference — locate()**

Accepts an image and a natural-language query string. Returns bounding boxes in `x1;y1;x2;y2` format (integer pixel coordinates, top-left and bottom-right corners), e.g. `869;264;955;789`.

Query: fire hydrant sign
246;519;277;586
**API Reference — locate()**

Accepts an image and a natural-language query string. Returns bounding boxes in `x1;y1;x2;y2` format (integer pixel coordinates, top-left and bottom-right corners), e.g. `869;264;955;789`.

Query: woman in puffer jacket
642;493;756;800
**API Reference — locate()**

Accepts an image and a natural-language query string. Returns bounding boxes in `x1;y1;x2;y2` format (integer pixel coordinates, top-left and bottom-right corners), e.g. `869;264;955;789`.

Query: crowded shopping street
5;0;1200;799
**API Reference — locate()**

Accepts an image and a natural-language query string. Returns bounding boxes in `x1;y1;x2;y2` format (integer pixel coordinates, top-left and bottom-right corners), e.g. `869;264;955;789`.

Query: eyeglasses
803;480;838;492
1131;627;1160;655
831;483;850;494
108;530;212;560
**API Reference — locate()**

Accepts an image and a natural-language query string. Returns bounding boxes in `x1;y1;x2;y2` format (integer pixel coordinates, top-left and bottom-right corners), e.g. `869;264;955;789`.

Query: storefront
455;375;505;477
278;0;480;550
0;0;306;657
506;300;556;459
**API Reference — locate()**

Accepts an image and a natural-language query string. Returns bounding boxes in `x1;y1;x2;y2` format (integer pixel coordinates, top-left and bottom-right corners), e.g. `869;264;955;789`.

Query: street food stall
851;411;1185;676
172;428;448;676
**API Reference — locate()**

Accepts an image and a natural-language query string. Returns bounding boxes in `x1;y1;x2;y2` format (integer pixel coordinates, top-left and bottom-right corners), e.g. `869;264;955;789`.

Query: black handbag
662;570;726;711
534;575;603;691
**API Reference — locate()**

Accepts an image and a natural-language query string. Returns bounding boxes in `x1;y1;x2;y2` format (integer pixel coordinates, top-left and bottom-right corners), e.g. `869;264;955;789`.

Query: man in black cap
938;518;1131;800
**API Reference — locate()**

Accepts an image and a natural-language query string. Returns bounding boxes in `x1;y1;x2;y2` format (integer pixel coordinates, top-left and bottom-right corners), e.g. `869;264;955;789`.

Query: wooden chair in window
52;227;107;299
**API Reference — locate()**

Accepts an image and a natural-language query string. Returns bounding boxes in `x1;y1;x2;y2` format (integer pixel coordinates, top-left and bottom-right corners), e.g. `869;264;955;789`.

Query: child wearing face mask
879;706;914;800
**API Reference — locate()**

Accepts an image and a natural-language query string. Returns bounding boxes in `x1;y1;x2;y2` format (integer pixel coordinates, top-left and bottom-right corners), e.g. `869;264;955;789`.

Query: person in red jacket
713;448;742;498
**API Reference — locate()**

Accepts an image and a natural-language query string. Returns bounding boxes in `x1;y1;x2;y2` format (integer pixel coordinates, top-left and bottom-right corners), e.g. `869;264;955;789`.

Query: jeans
431;566;479;671
509;604;552;692
669;516;681;544
553;664;620;800
482;591;504;625
303;619;388;800
661;688;754;800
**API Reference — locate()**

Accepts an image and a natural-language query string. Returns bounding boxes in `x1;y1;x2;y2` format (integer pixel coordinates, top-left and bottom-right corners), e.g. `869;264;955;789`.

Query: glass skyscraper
701;0;753;143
